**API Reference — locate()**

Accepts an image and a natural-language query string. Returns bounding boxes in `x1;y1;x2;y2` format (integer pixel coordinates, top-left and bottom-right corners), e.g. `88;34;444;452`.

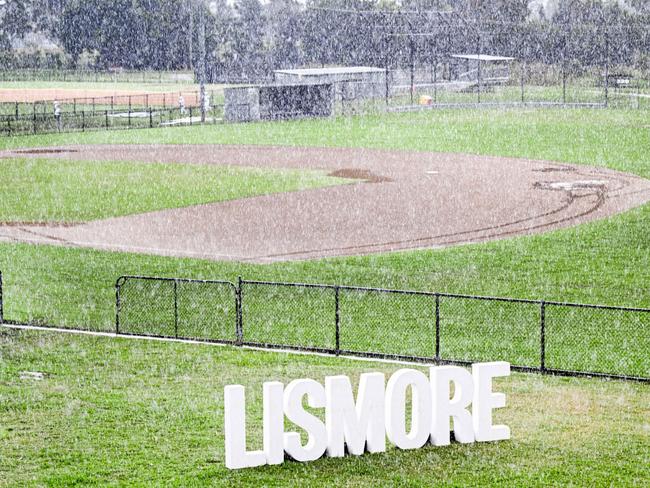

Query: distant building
224;83;334;123
273;66;386;100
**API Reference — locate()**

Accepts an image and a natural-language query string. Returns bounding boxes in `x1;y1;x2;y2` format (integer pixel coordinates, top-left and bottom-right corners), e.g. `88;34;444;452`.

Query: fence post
174;279;179;338
433;54;438;104
521;35;526;104
540;300;546;372
236;276;243;345
115;278;122;334
476;30;482;104
562;32;567;104
600;30;604;107
435;293;440;362
105;110;109;129
335;286;340;355
0;270;4;325
81;110;85;132
409;36;415;105
149;107;153;128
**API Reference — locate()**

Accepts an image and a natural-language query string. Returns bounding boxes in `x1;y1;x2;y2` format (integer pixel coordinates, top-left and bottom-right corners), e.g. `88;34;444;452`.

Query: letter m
325;373;386;457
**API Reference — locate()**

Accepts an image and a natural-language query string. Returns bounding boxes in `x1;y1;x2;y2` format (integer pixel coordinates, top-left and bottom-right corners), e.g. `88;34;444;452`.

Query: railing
0;104;225;136
0;69;194;84
1;271;647;382
113;275;650;382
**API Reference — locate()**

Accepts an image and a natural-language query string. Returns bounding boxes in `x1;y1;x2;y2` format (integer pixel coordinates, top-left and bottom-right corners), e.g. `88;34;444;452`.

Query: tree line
1;0;649;80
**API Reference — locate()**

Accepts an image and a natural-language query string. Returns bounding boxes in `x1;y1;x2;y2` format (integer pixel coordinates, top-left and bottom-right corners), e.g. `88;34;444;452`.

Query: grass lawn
0;157;345;223
0;328;648;486
2;108;649;177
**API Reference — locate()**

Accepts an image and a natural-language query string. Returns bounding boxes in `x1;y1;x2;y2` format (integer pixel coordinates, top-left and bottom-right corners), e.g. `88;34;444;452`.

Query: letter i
263;381;285;465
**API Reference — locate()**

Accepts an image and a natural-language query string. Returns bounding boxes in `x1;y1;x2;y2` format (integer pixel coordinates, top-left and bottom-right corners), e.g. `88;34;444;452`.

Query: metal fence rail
0;69;194;84
0;91;204;117
112;275;650;382
0;105;225;136
0;89;226;136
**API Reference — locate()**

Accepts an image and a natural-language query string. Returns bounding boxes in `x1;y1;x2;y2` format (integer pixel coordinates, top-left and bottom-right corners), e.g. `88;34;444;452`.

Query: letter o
385;369;432;449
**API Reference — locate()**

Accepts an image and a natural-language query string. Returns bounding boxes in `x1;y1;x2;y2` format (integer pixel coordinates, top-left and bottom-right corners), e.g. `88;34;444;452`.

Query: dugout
274;66;386;100
224;83;334;122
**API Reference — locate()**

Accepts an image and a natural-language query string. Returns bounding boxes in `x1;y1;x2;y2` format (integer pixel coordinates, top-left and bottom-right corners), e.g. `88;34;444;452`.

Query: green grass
2;108;649;176
0;157;345;223
0;329;648;486
1;107;649;483
0;107;649;377
2;195;650;377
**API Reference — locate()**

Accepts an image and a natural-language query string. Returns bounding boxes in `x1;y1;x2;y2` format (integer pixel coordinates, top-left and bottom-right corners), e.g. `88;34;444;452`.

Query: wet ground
2;144;649;263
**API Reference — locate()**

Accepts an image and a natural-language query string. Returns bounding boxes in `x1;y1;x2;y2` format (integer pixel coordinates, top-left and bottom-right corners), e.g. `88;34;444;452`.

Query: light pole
198;9;206;123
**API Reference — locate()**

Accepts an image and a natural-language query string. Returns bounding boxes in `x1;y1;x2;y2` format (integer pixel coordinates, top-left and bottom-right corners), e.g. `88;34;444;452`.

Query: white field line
0;323;437;368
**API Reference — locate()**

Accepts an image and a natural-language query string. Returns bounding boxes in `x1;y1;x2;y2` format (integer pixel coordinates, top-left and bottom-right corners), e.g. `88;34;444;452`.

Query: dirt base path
0;88;197;104
2;144;650;263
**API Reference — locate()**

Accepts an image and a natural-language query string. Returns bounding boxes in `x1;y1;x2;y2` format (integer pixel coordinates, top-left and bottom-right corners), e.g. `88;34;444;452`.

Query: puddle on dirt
532;166;576;173
13;149;78;155
328;168;393;183
534;180;608;191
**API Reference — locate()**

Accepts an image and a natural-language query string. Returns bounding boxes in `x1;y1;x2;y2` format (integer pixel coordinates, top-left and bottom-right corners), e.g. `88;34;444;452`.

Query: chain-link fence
109;276;650;382
115;276;237;343
0;105;225;136
0;69;194;84
329;13;650;113
0;91;203;117
0;90;225;136
0;271;647;381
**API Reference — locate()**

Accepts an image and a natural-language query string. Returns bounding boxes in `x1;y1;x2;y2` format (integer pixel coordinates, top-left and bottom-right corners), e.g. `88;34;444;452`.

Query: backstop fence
0;92;225;136
105;275;650;383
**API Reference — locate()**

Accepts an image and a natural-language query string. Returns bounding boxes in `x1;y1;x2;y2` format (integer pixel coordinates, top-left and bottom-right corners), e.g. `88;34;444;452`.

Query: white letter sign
224;362;510;469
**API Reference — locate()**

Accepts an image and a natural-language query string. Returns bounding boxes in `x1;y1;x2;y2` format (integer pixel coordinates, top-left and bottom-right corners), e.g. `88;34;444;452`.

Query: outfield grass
2;108;649;176
0;329;647;486
0;158;345;223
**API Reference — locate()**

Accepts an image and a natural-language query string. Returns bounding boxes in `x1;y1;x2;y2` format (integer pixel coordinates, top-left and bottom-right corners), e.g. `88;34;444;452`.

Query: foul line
0;323;436;368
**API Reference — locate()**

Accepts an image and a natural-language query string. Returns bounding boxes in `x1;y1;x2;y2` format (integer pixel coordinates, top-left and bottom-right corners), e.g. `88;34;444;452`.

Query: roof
451;54;515;62
224;82;333;91
274;66;385;77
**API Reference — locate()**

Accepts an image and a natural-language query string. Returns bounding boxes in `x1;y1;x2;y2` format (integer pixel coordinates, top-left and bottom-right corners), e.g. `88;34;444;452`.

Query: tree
0;0;30;48
229;0;265;79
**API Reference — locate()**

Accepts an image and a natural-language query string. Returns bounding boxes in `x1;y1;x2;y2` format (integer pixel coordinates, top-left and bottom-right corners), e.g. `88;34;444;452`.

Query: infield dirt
1;144;650;263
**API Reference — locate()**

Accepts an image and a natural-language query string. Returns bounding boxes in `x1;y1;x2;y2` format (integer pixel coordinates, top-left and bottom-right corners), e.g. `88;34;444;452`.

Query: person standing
53;100;62;132
179;94;186;115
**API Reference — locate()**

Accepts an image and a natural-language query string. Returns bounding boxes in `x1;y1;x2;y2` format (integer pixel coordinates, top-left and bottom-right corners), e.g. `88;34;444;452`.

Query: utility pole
188;3;194;70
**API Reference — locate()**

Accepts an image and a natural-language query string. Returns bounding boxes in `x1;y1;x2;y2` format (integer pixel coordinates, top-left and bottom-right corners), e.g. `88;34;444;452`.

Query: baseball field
1;105;649;485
